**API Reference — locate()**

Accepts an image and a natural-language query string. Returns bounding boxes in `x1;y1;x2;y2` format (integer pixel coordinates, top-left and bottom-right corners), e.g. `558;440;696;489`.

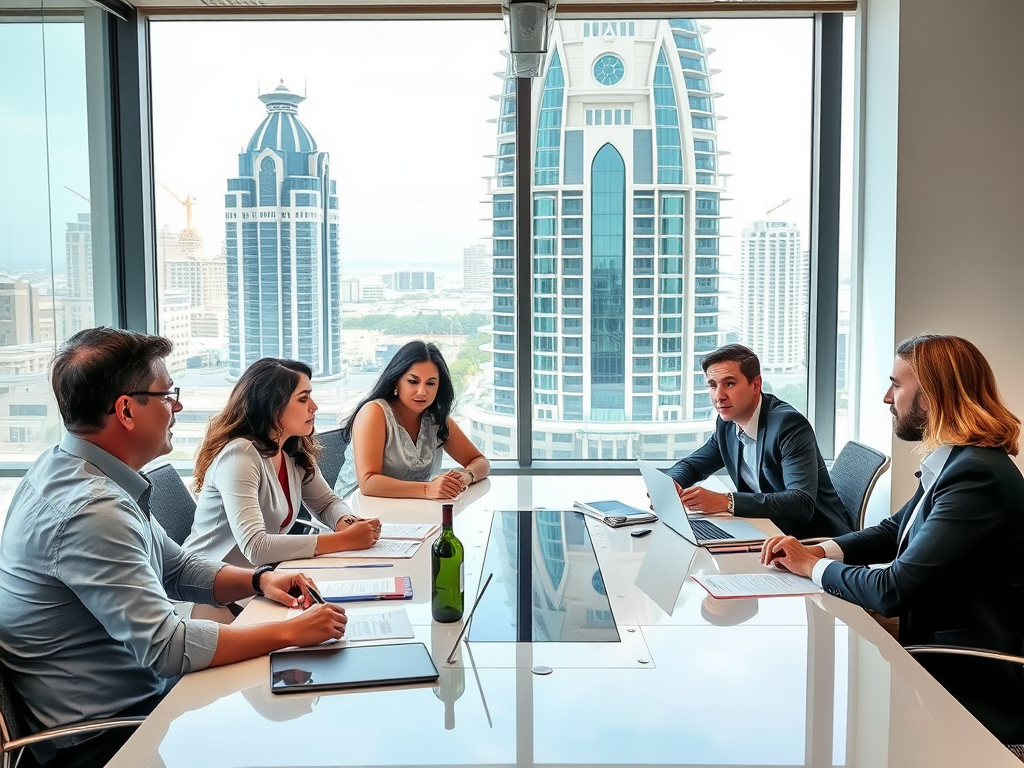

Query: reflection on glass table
469;510;620;642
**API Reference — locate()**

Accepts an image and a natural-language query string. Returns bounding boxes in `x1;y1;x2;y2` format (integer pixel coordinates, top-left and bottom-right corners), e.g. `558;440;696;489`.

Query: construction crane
765;198;791;217
64;186;90;205
159;182;197;230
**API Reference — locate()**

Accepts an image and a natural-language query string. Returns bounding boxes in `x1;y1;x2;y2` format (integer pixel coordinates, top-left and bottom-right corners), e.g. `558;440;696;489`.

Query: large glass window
151;20;507;462
522;18;819;460
0;4;116;471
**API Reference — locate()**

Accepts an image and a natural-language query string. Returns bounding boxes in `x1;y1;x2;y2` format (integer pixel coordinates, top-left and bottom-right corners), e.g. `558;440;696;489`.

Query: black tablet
269;642;439;695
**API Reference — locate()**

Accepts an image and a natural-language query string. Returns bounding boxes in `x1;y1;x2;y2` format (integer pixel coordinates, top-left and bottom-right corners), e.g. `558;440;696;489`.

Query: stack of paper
317;539;422;559
691;572;822;599
379;523;440;541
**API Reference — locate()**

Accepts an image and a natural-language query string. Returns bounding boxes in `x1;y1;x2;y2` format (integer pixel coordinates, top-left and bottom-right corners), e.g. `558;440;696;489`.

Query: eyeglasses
108;387;181;414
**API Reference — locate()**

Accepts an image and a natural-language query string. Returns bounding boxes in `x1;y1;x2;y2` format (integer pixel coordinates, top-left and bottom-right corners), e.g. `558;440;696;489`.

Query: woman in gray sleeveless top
334;341;489;499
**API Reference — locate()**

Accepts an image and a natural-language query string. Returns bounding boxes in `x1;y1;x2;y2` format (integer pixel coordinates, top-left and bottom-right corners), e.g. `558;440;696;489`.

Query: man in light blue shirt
0;328;349;768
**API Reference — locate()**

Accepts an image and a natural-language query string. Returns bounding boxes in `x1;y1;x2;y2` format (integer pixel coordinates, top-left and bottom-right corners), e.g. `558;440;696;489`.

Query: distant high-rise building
463;245;491;293
64;213;94;336
158;225;228;312
225;81;342;377
391;271;435;292
0;281;42;346
468;19;726;460
739;221;808;373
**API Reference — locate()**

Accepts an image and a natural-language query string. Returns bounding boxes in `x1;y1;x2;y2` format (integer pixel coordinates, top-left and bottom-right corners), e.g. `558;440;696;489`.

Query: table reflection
469;510;619;642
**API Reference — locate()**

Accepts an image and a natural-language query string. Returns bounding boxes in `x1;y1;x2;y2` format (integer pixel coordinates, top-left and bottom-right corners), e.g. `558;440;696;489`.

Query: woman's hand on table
333;517;382;550
424;473;465;499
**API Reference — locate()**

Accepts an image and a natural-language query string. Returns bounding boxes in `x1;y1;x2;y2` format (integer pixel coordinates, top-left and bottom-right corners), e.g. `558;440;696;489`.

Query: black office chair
903;646;1024;761
829;440;891;531
0;660;144;768
143;463;197;546
315;427;350;490
289;427;351;536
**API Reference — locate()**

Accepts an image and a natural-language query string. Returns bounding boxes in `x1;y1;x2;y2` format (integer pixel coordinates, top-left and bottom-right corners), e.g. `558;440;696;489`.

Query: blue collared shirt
736;396;763;493
0;434;223;741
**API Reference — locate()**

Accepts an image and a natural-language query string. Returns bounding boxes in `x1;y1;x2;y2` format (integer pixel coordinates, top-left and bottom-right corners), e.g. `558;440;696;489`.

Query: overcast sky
0;16;852;276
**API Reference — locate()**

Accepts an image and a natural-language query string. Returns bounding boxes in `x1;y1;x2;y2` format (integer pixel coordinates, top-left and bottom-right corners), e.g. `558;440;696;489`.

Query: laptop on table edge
636;458;766;546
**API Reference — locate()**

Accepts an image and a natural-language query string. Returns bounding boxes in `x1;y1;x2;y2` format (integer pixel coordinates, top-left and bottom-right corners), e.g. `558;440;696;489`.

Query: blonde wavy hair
897;334;1019;456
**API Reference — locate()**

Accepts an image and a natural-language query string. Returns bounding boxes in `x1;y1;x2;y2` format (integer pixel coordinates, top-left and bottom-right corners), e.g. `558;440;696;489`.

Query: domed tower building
471;19;727;460
225;81;342;378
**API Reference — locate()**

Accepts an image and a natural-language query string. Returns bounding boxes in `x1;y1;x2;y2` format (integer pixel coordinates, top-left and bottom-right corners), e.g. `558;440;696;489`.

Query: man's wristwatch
252;564;276;596
726;492;735;515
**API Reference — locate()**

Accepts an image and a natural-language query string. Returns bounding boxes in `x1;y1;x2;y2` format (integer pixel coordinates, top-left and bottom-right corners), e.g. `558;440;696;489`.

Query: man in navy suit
665;344;852;539
762;334;1024;744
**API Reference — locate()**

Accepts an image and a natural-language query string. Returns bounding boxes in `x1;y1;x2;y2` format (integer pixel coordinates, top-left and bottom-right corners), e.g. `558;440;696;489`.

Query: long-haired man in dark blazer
761;334;1024;745
665;344;852;539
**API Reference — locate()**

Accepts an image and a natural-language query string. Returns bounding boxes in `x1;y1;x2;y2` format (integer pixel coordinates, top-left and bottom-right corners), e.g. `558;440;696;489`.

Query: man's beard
892;393;927;442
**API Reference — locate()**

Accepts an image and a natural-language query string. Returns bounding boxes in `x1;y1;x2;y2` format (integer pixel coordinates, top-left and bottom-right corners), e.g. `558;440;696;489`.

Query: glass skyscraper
225;81;342;378
469;19;727;460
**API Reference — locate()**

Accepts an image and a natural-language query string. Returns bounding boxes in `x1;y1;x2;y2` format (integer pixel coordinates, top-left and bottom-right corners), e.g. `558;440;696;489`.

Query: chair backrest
315;428;350;490
830;441;891;530
0;657;25;759
143;463;197;545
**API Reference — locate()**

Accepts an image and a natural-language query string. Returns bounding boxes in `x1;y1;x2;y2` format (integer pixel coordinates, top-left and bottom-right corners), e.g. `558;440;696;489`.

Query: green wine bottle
431;503;464;622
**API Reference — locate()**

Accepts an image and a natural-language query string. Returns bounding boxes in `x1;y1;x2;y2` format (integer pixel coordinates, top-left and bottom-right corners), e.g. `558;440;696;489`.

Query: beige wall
857;0;1024;507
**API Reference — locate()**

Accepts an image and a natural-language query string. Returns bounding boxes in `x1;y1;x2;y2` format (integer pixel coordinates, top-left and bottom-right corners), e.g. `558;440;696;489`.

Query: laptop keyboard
689;517;733;541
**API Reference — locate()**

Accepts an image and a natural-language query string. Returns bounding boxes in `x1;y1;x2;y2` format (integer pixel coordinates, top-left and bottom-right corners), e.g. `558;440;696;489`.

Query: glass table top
468;510;620;643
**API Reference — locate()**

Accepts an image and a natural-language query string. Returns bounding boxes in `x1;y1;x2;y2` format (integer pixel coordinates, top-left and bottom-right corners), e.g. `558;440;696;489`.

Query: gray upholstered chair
829;440;891;531
314;427;350;490
0;659;143;768
143;463;197;545
290;427;351;535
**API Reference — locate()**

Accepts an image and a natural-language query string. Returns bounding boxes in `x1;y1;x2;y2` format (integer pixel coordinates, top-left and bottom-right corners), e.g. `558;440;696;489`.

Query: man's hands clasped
759;536;825;578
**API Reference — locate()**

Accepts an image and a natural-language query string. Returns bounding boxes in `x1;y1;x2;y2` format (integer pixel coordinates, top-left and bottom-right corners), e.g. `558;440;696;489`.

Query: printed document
286;607;415;642
316;539;422;559
692;572;823;599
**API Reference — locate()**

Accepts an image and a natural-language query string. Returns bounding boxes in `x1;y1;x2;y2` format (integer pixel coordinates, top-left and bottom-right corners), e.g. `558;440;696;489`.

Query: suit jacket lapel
897;446;961;553
755;396;769;489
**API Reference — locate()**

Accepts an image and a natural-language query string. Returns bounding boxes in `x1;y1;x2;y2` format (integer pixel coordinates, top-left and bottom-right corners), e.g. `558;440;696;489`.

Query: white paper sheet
692;571;823;599
379;523;440;541
316;539;421;559
320;578;401;599
285;606;415;642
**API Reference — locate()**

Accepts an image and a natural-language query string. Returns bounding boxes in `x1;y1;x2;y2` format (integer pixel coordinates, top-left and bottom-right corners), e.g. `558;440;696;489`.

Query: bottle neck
441;506;453;528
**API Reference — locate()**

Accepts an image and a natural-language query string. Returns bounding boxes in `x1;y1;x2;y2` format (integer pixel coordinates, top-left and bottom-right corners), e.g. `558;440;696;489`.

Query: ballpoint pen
307;586;326;604
706;544;764;555
278;563;394;570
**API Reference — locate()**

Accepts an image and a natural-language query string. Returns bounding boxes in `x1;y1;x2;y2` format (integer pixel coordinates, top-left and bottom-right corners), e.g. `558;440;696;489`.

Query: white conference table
107;474;1018;767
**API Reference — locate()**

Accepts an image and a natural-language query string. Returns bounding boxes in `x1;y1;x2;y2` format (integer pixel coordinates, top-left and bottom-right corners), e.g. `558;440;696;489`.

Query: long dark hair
193;358;322;491
341;340;454;446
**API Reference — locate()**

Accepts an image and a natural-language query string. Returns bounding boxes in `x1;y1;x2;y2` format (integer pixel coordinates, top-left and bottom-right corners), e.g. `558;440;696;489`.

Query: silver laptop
637;458;766;546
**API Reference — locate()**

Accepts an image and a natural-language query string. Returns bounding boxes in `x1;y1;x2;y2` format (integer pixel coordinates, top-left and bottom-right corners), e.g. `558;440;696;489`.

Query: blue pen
278;563;394;570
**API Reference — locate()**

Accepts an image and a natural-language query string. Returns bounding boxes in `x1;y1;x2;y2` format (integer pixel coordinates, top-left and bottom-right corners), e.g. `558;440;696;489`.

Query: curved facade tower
472;19;727;460
225;81;342;378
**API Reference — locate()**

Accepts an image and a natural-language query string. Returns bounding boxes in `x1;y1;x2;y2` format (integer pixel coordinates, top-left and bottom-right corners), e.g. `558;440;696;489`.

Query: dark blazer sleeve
730;412;821;523
830;492;915;565
665;431;725;488
821;453;1008;617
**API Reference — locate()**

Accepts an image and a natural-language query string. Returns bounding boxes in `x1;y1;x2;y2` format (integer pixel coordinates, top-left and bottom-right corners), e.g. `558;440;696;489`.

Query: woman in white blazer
184;358;380;567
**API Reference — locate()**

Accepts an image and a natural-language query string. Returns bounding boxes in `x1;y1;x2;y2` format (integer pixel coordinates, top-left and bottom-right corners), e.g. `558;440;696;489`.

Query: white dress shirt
810;444;953;585
736;395;763;494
